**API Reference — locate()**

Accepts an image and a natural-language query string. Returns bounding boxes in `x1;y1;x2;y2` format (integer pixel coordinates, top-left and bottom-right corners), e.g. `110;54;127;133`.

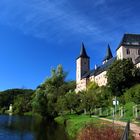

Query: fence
93;105;140;120
121;120;130;140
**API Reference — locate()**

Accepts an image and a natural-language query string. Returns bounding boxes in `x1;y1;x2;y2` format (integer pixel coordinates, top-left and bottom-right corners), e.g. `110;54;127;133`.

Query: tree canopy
107;59;139;96
32;64;76;118
124;84;140;104
0;89;34;108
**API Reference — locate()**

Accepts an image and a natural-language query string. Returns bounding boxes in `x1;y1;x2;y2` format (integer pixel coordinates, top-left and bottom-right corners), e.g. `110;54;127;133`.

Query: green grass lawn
55;114;109;138
102;102;140;123
55;102;139;139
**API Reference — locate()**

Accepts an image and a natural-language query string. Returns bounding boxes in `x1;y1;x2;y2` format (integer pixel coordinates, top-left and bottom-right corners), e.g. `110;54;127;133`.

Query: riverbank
55;114;135;139
55;114;113;138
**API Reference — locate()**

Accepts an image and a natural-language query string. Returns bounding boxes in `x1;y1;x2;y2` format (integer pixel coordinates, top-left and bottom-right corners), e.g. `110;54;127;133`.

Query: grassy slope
55;114;108;138
104;102;140;123
54;102;140;138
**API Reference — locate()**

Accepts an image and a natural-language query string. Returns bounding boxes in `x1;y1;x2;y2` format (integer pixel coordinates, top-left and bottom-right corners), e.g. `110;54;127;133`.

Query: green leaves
32;89;48;116
107;59;135;96
124;84;140;104
0;89;34;113
32;65;76;118
13;93;32;115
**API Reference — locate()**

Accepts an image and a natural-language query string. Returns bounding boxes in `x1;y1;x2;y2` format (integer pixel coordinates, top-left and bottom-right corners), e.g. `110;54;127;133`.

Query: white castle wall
76;78;87;92
117;46;140;63
94;71;107;86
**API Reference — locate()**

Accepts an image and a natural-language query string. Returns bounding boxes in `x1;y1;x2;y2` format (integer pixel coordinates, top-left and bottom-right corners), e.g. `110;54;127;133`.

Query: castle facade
76;34;140;92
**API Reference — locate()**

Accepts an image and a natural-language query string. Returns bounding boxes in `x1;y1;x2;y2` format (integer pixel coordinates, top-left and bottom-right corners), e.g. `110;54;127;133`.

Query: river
0;115;72;140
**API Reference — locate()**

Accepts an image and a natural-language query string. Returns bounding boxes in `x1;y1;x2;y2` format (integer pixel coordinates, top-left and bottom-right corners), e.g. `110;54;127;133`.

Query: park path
99;118;140;140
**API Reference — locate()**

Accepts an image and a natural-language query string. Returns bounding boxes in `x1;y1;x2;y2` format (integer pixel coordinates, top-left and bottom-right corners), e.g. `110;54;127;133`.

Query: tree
79;82;100;116
132;67;140;84
94;86;112;108
107;59;135;96
0;89;34;113
87;81;98;92
124;84;140;104
13;93;32;115
81;85;112;116
32;65;75;118
56;96;67;115
80;91;95;116
65;91;81;114
32;89;48;116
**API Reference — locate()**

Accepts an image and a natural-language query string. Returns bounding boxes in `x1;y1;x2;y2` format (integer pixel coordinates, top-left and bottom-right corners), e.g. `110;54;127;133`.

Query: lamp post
113;96;119;120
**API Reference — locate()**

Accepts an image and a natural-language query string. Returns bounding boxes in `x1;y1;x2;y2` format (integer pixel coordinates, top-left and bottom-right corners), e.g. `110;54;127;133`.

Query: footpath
100;118;140;140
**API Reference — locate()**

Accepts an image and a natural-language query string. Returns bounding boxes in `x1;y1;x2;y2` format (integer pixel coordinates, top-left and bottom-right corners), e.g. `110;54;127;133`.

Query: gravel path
100;118;140;140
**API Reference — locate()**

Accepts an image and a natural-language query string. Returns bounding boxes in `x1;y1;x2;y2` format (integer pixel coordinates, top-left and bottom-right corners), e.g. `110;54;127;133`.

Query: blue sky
0;0;140;91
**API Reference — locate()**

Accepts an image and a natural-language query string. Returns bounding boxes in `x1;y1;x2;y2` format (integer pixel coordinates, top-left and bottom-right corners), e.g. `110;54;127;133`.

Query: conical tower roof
77;42;90;59
103;44;113;61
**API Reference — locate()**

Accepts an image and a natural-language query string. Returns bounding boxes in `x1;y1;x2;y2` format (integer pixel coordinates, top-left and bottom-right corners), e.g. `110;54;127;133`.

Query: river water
0;115;72;140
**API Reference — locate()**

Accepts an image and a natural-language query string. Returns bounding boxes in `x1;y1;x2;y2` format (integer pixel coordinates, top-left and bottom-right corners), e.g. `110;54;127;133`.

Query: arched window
126;48;130;55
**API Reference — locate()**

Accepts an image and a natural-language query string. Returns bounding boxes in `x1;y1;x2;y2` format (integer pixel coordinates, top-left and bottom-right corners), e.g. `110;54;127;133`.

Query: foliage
32;64;76;118
80;84;112;116
107;59;136;96
79;91;95;115
13;92;33;115
132;67;140;83
124;84;140;104
55;114;102;138
0;89;34;113
96;86;112;107
56;96;67;115
65;91;81;114
123;102;135;120
32;89;48;116
87;81;98;91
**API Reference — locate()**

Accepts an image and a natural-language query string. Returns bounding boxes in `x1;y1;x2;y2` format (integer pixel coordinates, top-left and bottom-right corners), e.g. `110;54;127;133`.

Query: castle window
138;49;140;55
126;48;130;55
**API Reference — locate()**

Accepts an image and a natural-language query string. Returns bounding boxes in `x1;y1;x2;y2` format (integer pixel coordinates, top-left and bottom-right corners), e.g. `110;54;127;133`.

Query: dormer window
138;49;140;55
126;48;130;55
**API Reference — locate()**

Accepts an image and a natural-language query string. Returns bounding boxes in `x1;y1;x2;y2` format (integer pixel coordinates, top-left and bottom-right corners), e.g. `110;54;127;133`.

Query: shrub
77;124;122;140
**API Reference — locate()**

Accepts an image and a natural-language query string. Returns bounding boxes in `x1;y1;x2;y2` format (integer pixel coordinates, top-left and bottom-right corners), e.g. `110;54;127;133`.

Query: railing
121;120;130;140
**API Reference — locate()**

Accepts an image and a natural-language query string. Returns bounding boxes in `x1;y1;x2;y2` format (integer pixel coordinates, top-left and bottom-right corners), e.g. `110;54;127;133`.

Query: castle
76;34;140;92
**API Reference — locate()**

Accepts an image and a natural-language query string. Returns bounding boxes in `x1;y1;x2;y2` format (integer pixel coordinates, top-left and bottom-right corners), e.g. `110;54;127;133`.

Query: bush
77;124;122;140
124;84;140;104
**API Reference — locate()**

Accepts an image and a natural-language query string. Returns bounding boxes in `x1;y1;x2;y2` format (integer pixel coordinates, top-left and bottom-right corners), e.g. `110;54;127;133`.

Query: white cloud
0;0;137;44
0;0;102;40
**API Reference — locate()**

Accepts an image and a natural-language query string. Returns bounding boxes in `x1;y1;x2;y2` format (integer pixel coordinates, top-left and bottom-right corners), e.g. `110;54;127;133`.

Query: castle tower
76;43;90;84
102;44;113;64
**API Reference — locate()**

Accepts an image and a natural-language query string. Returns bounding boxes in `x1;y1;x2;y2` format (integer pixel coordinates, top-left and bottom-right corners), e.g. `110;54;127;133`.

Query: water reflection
0;115;71;140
